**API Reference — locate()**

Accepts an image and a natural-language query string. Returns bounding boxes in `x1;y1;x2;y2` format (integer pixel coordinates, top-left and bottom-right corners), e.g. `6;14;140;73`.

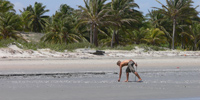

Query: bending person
117;59;142;82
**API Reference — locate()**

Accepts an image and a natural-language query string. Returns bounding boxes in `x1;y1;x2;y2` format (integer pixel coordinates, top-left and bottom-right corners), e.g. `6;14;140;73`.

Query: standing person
117;59;142;82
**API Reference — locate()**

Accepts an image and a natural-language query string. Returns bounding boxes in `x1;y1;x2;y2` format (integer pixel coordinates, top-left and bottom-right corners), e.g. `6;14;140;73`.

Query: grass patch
97;44;167;51
0;39;95;52
97;45;135;50
138;44;166;51
0;39;16;48
0;39;167;52
65;42;95;51
22;42;95;52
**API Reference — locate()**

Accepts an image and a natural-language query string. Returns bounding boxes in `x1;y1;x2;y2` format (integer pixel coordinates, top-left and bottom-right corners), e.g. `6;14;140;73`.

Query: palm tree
108;0;140;47
132;27;148;44
52;4;74;21
41;12;87;44
189;22;200;50
59;4;74;17
78;0;108;46
0;0;15;13
98;27;114;46
155;0;193;49
19;11;32;32
0;12;24;40
23;2;49;32
143;28;166;46
148;10;172;48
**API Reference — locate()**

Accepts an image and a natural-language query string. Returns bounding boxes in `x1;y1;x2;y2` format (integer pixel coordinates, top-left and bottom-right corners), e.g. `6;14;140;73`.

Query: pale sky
8;0;200;16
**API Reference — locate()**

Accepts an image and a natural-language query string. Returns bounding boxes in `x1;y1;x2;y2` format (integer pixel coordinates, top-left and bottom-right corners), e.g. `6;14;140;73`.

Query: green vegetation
0;0;200;51
0;39;94;51
0;38;165;52
0;39;15;47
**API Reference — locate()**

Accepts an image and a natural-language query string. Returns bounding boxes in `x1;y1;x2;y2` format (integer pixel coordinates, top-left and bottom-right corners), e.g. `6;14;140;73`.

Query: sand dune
1;45;200;59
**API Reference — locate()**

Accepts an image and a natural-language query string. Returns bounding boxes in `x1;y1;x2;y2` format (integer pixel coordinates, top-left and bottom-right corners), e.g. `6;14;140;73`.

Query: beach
0;57;200;100
0;46;200;100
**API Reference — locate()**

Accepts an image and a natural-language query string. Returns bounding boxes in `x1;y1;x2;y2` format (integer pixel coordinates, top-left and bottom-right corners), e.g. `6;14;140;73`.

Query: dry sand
0;45;200;100
1;44;200;59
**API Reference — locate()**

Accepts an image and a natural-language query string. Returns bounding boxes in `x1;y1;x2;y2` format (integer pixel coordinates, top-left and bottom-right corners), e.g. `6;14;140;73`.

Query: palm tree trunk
90;24;93;44
181;34;184;49
111;30;116;48
172;18;176;50
93;25;98;47
64;34;67;44
115;33;119;45
3;34;7;40
194;39;197;51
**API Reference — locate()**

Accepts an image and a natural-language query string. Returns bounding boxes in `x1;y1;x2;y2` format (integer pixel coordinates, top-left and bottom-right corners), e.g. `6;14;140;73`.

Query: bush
138;44;165;51
23;42;95;52
0;39;167;52
0;39;15;48
98;44;166;51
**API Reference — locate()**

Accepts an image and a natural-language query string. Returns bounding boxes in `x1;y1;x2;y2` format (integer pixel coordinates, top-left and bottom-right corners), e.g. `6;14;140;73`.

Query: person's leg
125;67;131;82
128;61;142;81
134;72;142;81
125;72;129;82
128;61;137;81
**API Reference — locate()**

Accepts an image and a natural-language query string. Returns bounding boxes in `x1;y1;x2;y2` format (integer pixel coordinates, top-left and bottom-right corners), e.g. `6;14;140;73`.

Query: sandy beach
0;46;200;100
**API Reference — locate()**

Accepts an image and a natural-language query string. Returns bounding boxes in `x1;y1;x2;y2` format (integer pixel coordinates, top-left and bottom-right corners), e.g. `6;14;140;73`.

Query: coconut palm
148;10;173;48
155;0;193;49
0;12;24;40
108;0;140;47
24;2;49;32
41;4;87;44
19;11;32;32
0;0;15;13
189;22;200;50
78;0;108;47
41;14;87;44
132;27;148;44
53;4;74;20
177;6;199;49
143;28;166;46
59;4;74;16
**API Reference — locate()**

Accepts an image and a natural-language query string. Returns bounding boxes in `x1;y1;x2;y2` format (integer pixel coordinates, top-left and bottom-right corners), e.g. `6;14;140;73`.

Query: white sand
1;45;200;59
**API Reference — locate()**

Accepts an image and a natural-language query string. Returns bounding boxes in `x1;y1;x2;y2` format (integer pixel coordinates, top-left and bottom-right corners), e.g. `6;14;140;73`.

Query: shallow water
0;67;200;100
1;68;199;84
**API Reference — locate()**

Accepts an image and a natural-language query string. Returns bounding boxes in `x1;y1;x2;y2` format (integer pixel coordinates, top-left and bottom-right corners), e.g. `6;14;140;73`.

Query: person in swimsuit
117;59;142;82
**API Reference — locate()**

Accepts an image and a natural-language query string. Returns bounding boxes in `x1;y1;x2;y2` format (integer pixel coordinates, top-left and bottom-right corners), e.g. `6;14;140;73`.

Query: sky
8;0;200;16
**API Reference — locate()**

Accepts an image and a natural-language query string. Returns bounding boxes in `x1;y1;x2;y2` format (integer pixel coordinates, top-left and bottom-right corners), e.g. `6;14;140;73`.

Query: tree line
0;0;200;50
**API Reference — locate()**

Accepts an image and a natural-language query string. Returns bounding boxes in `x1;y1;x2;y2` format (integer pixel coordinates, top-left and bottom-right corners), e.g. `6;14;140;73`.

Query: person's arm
131;60;137;67
118;66;122;82
135;62;138;67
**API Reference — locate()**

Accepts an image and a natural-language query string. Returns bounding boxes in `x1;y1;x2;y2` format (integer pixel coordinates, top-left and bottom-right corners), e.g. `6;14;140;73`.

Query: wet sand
0;57;200;100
